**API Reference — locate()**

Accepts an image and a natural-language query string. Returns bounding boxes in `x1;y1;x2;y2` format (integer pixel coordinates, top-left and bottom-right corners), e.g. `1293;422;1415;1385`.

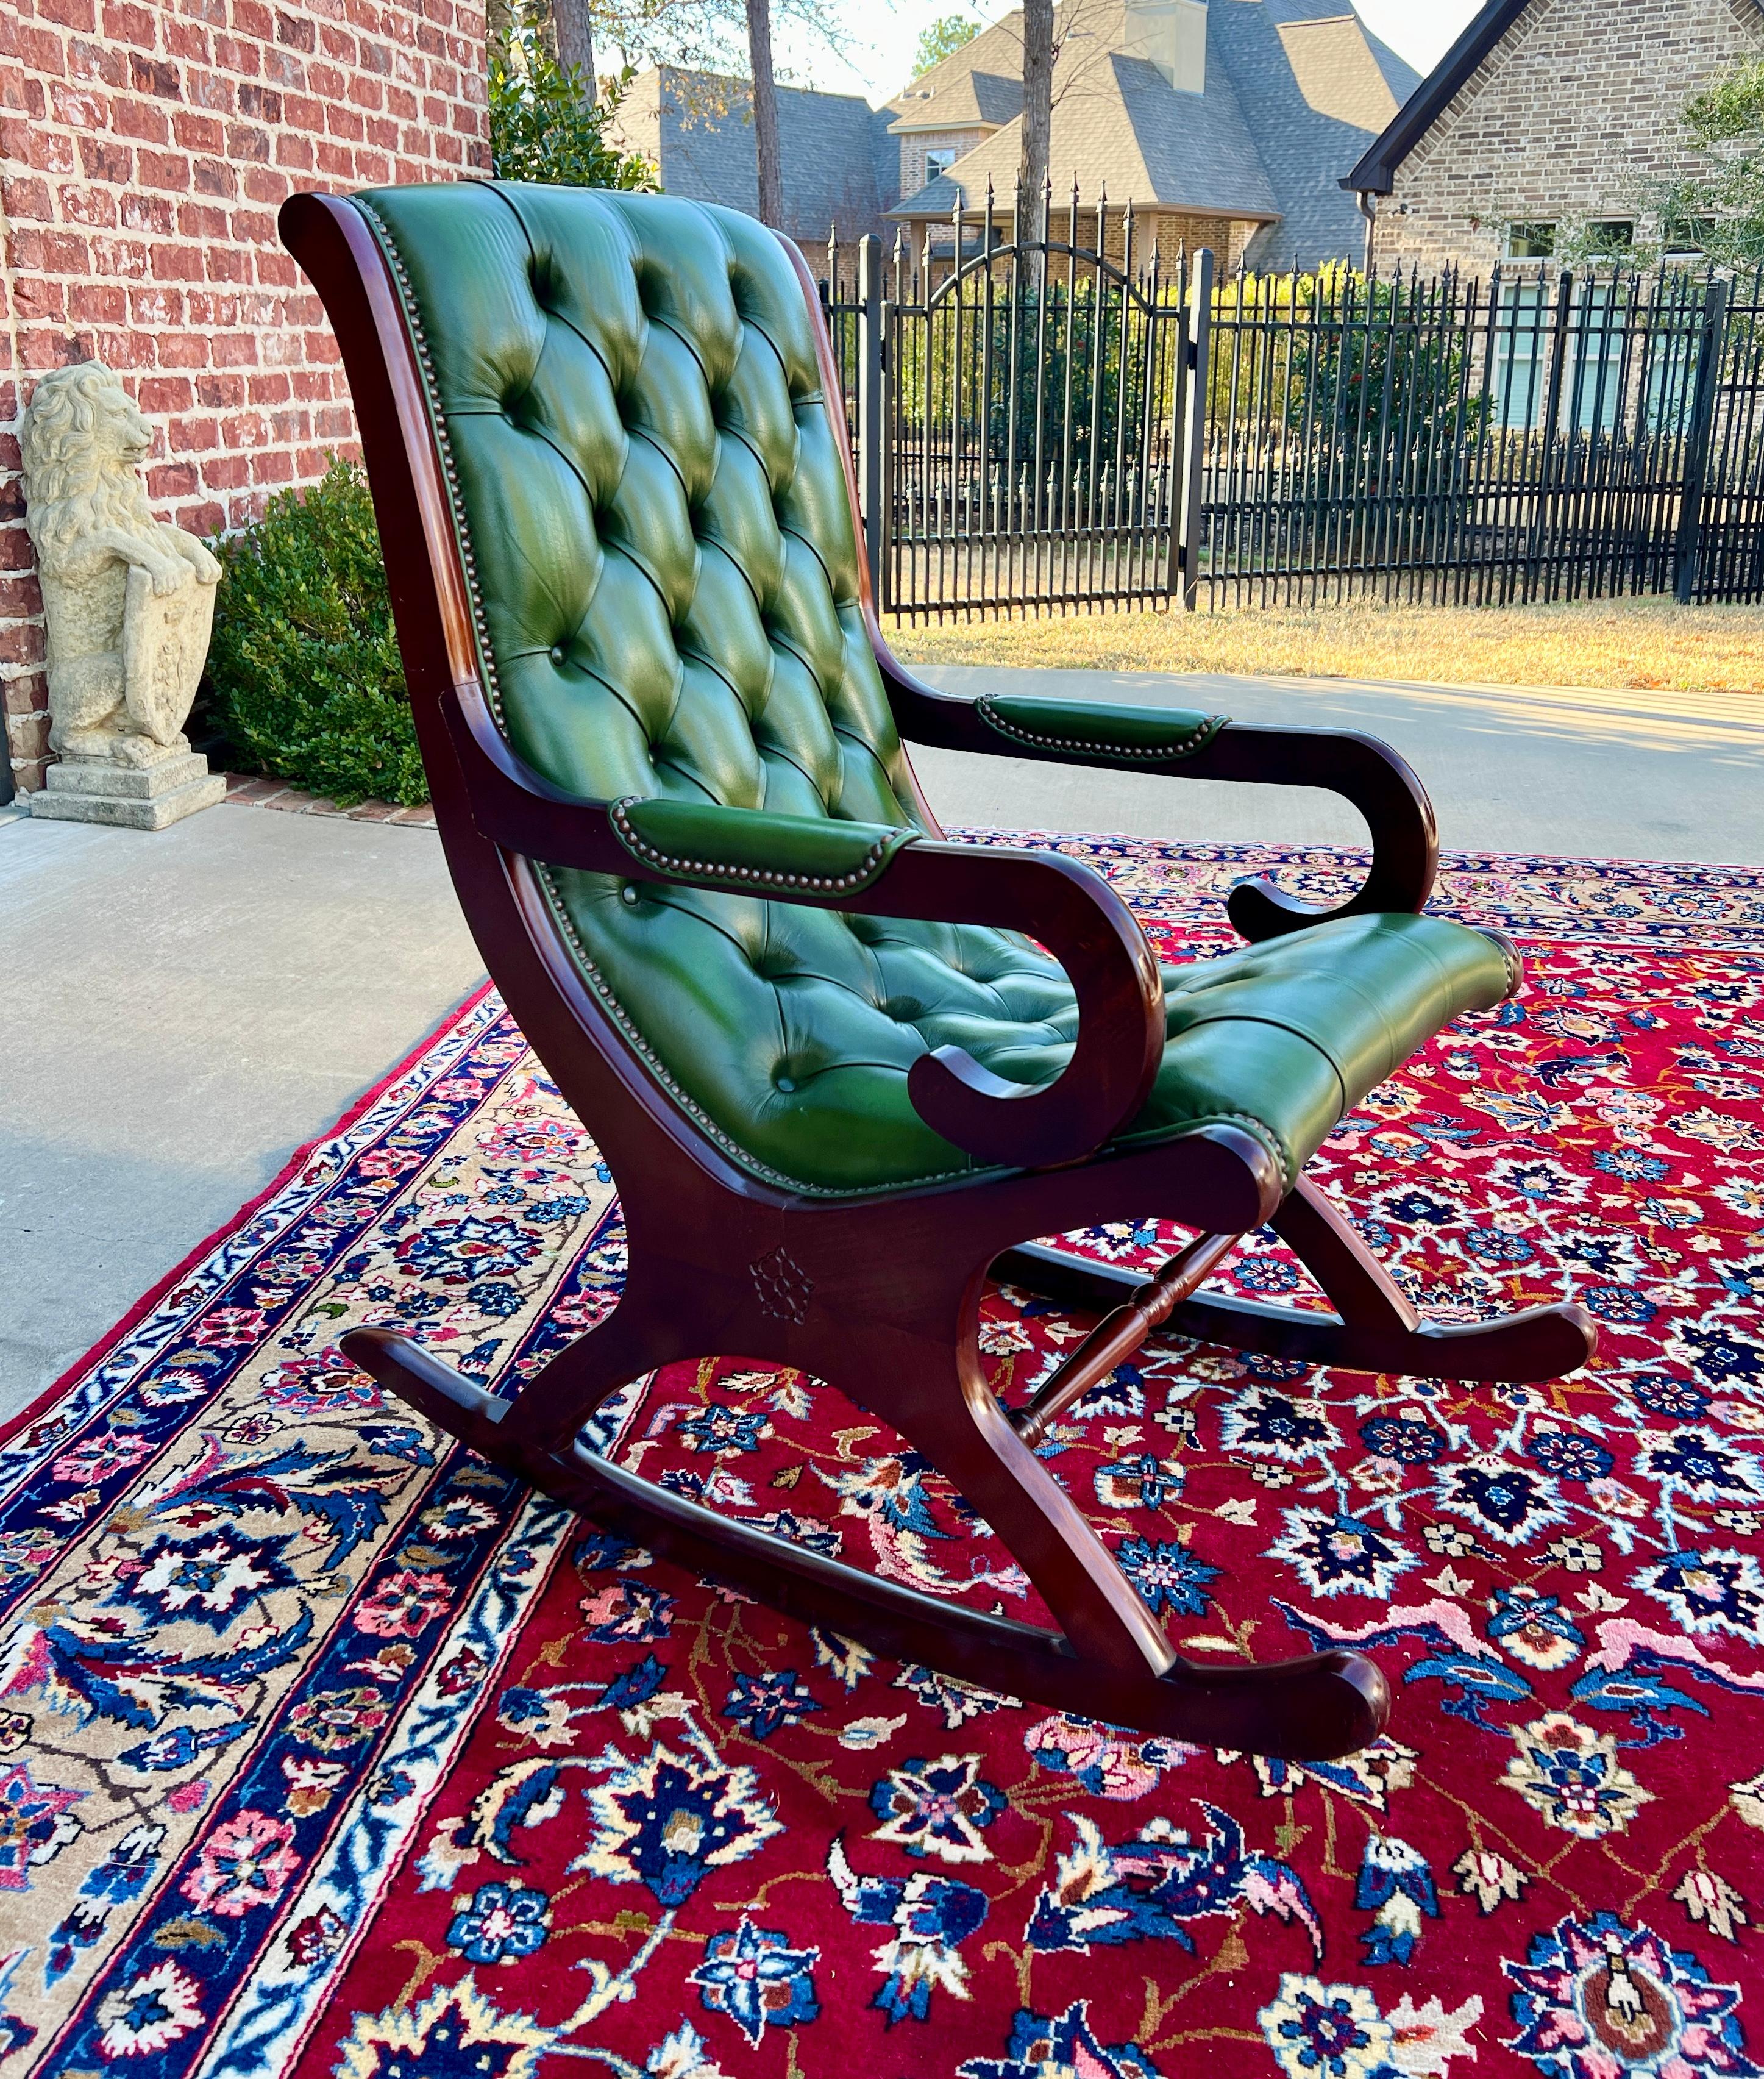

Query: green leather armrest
975;694;1228;765
610;796;917;895
439;677;1181;1182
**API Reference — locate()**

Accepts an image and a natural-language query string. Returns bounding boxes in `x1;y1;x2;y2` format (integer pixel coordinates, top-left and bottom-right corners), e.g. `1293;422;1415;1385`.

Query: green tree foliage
1656;55;1764;266
205;462;427;807
1216;268;1475;441
911;12;976;78
1210;269;1488;559
489;25;658;187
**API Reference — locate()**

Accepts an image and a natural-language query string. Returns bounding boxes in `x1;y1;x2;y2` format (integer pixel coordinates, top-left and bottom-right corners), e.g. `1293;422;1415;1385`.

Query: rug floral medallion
1;838;1762;2079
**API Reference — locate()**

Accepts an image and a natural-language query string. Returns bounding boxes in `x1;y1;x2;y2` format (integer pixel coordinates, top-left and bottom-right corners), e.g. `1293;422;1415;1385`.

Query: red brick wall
1;0;488;791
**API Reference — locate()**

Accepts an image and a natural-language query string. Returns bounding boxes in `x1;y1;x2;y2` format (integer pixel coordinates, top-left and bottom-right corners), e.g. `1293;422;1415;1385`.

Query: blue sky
774;0;1484;107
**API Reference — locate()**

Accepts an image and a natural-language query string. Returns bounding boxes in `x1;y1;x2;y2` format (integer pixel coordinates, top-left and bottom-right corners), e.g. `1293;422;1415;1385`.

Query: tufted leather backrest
358;182;1076;1197
357;181;922;827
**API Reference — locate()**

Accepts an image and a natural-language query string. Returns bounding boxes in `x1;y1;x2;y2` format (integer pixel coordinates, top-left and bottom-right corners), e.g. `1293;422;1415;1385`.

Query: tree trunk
1017;0;1053;269
551;0;596;97
746;0;784;229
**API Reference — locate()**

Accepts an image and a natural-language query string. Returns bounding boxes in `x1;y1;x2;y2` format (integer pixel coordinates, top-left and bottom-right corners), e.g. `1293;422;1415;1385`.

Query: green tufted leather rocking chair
282;182;1595;1762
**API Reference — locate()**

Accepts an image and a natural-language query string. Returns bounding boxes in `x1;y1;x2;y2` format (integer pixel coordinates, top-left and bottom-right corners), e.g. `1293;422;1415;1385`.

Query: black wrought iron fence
1688;273;1764;601
816;203;1764;618
1198;262;1732;607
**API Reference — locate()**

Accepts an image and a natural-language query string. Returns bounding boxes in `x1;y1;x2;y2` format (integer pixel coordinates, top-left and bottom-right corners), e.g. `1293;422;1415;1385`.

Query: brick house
1344;0;1764;275
1;0;488;796
886;0;1418;273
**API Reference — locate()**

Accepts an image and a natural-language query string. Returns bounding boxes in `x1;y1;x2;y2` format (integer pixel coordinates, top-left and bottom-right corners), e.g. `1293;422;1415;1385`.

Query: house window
1663;216;1713;257
1506;221;1556;259
1567;279;1628;434
1584;219;1634;259
1493;276;1649;437
1493;278;1549;425
924;147;958;182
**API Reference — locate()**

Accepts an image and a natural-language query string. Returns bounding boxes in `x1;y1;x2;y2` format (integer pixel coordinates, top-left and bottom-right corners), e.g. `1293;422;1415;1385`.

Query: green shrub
489;32;657;190
205;66;654;808
205;460;426;807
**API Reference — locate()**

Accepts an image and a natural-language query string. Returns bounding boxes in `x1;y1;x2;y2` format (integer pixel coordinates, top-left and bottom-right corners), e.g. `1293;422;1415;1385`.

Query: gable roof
889;68;1025;131
1340;0;1527;194
891;8;1281;226
610;0;1415;263
886;14;1028;130
610;66;897;241
1345;0;1764;195
890;0;1415;271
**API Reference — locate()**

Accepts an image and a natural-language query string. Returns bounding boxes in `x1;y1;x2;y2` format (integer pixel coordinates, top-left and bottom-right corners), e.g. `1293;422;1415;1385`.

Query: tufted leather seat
358;182;1510;1196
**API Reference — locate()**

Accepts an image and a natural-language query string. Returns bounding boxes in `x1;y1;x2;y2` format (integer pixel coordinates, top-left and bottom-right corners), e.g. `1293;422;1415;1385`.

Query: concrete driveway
4;664;1761;1421
911;665;1764;864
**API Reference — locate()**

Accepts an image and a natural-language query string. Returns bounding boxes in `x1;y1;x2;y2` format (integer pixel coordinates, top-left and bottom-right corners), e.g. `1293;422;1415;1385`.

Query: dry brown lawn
887;596;1764;694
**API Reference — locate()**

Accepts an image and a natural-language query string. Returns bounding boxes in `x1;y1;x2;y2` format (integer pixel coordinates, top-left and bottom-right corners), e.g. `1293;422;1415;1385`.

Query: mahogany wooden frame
280;190;1596;1762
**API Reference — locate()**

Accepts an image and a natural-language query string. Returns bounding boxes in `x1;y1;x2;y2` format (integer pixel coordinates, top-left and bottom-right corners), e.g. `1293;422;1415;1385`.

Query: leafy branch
489;27;659;188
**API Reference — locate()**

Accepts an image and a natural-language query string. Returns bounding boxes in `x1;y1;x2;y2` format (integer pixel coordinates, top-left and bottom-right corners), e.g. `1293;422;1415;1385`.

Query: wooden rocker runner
282;183;1596;1763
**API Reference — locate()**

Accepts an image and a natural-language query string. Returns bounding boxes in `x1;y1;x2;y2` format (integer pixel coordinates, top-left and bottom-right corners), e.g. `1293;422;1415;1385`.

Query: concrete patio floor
4;663;1761;1421
0;804;483;1419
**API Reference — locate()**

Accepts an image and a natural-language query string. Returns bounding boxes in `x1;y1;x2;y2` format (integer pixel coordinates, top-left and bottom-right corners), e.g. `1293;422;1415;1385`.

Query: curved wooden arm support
442;679;1165;1171
774;229;1436;945
1189;725;1440;940
869;646;1440;942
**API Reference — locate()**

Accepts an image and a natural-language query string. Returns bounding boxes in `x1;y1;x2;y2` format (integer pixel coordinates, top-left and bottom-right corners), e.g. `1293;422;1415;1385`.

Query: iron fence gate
823;201;1208;619
820;212;1764;618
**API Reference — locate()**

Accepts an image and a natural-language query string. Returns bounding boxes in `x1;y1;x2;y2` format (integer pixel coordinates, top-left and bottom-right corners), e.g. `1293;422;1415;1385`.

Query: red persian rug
2;836;1762;2079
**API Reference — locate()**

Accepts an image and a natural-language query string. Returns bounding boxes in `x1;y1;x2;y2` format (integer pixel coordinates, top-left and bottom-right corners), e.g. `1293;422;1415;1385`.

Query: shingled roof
886;28;1026;135
608;1;1416;266
888;0;1418;273
608;66;898;242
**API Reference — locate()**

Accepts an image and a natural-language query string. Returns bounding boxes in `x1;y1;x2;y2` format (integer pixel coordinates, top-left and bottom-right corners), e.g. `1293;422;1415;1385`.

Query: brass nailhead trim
533;862;976;1199
371;202;962;1201
362;202;510;732
610;797;897;894
976;699;1227;763
1223;1111;1293;1185
544;852;1293;1194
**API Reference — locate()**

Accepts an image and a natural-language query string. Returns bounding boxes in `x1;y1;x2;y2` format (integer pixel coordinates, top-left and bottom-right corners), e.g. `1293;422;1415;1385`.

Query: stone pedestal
29;744;227;830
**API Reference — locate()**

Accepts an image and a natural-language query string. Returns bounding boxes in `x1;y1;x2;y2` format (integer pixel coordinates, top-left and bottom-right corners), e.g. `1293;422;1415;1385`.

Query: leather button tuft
774;1074;797;1094
619;883;641;907
549;646;566;665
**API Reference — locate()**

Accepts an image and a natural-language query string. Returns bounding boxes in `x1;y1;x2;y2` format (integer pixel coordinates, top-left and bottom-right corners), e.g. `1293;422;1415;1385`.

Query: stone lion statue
21;360;222;766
